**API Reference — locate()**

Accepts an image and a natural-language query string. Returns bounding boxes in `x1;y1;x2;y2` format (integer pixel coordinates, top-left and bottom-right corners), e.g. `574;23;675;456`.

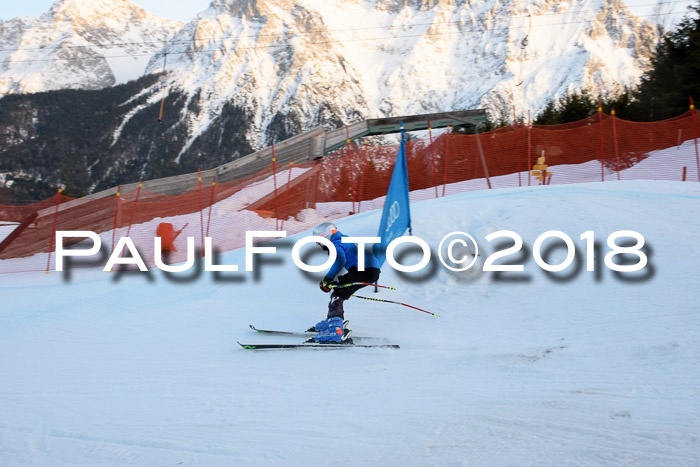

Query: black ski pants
327;266;380;319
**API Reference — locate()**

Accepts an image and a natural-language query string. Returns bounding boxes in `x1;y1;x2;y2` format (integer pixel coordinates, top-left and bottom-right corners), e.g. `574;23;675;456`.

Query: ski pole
329;282;395;291
352;294;438;317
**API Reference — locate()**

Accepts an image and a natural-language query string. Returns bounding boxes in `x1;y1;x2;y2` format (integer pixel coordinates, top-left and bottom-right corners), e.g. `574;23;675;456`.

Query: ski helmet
313;222;338;239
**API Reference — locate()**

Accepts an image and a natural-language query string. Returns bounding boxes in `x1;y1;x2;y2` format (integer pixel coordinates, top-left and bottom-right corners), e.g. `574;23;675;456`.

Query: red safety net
0;110;698;274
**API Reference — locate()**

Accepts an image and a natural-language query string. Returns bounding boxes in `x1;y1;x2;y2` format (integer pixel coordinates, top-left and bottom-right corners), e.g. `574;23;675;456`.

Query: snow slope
0;179;699;465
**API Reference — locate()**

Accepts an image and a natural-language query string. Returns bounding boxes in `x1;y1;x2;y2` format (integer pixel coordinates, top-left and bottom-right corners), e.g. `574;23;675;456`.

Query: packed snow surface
0;180;699;465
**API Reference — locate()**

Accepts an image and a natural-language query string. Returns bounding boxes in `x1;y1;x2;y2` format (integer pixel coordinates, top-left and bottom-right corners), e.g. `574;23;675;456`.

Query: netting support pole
427;120;438;198
121;182;143;258
345;126;357;213
198;169;205;253
304;167;313;211
281;161;293;230
358;142;368;213
599;102;605;182
513;108;522;187
271;146;279;230
45;188;62;274
527;111;532;187
205;179;217;241
110;186;121;257
474;125;492;189
611;110;621;181
691;97;699;182
311;161;321;211
442;125;451;197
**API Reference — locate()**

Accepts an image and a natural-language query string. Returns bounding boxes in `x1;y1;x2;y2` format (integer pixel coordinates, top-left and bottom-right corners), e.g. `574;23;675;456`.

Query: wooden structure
84;109;487;199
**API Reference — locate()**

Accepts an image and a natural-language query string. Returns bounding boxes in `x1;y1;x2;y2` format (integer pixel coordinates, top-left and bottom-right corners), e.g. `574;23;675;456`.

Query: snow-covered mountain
142;0;658;148
0;0;659;170
0;0;182;93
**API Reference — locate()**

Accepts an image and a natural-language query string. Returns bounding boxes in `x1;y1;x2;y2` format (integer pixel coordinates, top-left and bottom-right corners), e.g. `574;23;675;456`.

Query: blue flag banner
374;122;412;266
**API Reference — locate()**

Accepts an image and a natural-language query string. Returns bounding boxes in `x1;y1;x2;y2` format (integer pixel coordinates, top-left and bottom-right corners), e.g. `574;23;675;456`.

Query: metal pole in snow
442;125;451;196
205;180;217;240
345;126;357;214
599;102;605;182
513;106;523;186
527;111;532;187
358;141;368;213
611;110;621;181
427;120;438;198
513;107;522;187
198;169;204;253
121;182;143;259
690;97;699;182
46;188;62;274
474;124;492;189
271;146;279;230
110;186;120;257
281;161;293;230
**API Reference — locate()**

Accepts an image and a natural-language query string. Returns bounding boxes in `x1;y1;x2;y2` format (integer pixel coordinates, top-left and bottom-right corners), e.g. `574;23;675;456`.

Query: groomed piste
0;172;699;464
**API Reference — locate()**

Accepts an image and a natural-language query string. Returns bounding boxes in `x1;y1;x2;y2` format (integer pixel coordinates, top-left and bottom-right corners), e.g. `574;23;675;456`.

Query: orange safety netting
0;110;698;274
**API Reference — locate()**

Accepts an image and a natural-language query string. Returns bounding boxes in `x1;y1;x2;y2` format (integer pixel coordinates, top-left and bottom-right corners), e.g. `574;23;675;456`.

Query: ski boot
313;317;345;343
307;318;349;333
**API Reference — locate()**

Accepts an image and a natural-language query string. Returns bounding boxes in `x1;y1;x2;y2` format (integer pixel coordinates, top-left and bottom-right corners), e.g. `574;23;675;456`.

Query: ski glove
319;277;334;293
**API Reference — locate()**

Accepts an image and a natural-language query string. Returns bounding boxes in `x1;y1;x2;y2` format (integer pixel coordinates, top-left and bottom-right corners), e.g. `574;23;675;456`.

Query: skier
310;222;381;342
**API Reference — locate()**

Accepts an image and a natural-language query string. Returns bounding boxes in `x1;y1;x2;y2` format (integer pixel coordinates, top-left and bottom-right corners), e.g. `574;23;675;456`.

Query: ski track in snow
0;176;699;465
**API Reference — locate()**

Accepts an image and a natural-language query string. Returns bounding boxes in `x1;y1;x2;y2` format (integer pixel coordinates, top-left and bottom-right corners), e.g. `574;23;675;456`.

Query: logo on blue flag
374;123;411;265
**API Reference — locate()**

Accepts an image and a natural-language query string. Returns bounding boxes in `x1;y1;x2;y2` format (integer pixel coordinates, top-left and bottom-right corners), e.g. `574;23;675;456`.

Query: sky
0;0;211;21
0;0;697;24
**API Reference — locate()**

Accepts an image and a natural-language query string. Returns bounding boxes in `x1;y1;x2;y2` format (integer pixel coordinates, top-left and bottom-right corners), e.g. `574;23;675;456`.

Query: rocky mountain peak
0;0;182;95
46;0;147;22
1;0;660;159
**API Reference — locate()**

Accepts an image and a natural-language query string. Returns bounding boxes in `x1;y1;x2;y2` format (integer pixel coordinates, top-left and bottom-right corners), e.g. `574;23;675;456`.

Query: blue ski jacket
325;232;381;279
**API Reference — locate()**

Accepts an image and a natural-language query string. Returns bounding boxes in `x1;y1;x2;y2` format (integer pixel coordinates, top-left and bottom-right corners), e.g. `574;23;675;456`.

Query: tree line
535;2;700;125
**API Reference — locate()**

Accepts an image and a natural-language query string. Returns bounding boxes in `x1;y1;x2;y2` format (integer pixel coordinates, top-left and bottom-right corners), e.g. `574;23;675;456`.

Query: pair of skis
238;323;400;350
